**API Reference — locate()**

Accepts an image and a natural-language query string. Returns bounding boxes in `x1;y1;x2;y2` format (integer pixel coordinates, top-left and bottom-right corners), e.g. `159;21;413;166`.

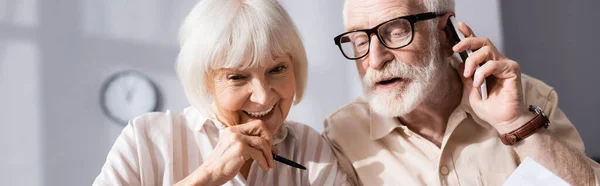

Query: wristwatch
500;105;550;145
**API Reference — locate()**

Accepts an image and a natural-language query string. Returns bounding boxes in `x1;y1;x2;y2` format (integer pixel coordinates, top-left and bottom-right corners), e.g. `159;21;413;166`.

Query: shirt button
440;165;450;176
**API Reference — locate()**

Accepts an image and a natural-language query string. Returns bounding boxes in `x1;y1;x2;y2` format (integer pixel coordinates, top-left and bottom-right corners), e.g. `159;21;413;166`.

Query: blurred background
0;0;598;185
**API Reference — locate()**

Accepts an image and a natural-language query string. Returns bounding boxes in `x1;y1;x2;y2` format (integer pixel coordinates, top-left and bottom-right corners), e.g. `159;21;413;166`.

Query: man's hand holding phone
447;16;488;100
451;19;533;135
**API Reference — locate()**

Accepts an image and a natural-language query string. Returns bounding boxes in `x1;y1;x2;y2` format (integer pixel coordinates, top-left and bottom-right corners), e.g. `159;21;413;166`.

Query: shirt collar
369;110;404;140
185;107;296;145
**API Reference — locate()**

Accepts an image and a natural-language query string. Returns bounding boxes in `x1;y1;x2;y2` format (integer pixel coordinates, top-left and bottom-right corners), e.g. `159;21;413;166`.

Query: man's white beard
362;39;442;117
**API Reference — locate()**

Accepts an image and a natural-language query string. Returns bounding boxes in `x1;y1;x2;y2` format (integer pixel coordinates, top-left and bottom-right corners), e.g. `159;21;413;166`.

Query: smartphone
445;16;488;100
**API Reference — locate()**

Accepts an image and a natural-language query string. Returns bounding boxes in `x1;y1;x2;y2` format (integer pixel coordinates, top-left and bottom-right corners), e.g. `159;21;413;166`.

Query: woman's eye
269;65;287;74
227;74;246;80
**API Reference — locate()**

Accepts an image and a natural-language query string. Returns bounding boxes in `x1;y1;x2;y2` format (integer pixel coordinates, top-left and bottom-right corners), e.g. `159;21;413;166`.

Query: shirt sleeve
93;121;142;186
542;89;600;185
322;118;362;186
289;123;349;186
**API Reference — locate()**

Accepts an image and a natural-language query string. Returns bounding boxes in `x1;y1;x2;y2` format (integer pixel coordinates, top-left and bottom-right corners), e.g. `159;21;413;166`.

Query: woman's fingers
245;145;270;171
244;136;275;168
235;120;273;147
226;122;275;169
220;120;277;172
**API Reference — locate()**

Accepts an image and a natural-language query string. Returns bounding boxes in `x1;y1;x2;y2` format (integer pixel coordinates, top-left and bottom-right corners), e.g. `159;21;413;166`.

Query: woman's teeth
244;106;274;117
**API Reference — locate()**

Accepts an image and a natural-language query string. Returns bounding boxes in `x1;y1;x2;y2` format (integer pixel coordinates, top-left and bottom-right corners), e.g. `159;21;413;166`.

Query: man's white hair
176;0;307;118
343;0;455;27
423;0;455;13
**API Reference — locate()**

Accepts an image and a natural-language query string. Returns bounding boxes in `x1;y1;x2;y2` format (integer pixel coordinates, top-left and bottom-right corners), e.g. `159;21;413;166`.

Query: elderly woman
93;0;348;185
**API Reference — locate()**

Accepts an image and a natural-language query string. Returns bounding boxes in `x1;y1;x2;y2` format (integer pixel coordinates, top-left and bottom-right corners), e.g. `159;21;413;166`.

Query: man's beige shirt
323;75;600;186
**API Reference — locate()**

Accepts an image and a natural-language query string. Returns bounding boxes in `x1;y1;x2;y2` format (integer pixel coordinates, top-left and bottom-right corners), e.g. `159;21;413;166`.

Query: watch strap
500;105;550;145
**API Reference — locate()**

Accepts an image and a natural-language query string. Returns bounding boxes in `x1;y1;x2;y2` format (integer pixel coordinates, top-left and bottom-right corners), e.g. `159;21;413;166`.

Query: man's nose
364;35;393;70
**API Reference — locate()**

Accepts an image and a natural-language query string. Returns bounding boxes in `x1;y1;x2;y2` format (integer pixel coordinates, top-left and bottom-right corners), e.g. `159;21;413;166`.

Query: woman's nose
249;80;272;105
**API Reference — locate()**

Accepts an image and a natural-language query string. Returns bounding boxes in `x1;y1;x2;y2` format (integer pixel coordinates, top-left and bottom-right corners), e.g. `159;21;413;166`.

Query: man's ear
437;12;455;58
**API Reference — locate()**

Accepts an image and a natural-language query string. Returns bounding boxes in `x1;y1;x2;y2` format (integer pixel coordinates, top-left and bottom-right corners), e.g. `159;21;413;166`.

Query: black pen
272;153;306;170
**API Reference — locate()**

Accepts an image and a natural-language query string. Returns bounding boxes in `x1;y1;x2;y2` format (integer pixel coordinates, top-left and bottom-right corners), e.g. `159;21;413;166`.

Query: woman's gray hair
176;0;307;117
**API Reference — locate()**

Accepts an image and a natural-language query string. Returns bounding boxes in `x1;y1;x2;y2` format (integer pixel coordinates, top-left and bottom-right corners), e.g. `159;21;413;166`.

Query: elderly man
323;0;600;185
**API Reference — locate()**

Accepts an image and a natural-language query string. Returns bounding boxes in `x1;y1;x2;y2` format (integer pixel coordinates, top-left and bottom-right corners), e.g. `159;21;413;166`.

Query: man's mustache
362;61;420;87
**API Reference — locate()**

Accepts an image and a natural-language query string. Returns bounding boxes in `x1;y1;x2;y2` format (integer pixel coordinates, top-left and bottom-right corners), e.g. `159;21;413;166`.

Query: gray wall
0;0;504;185
40;1;193;186
1;0;42;185
500;1;600;157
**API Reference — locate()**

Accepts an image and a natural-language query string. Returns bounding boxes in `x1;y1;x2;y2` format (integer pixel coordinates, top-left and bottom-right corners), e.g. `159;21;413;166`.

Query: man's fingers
458;21;476;37
452;37;490;53
458;63;477;99
463;46;493;78
473;60;499;87
245;136;274;168
459;61;483;102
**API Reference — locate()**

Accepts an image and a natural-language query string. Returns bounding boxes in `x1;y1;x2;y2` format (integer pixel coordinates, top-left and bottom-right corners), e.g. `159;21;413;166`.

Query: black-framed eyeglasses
333;12;444;60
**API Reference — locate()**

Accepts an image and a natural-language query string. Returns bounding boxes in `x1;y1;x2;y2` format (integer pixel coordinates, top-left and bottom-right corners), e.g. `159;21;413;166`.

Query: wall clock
100;70;160;125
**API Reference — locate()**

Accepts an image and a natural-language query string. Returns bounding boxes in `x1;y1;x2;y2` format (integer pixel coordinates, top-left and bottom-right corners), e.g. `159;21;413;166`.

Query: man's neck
398;63;463;147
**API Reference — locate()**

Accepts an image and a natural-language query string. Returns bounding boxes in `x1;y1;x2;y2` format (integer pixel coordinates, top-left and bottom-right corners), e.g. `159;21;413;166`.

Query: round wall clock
100;70;160;125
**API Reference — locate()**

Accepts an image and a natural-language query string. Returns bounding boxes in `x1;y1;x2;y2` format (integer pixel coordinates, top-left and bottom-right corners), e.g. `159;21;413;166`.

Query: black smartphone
444;16;488;100
445;16;469;63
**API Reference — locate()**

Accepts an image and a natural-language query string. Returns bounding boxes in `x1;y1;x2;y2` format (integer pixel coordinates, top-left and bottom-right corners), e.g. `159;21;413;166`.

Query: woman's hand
176;120;275;186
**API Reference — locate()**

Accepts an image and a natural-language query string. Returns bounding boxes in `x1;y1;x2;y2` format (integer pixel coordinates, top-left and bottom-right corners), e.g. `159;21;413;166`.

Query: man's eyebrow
345;11;409;32
346;25;362;32
345;15;368;31
378;11;406;23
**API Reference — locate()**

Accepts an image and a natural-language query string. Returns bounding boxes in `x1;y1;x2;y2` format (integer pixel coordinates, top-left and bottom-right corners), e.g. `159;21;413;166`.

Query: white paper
502;157;570;186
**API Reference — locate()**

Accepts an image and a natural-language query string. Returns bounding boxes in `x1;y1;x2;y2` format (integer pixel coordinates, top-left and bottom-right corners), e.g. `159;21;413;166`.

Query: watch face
100;70;160;125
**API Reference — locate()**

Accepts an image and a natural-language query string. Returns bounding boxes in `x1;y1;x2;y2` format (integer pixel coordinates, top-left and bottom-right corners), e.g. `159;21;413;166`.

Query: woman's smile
243;104;275;118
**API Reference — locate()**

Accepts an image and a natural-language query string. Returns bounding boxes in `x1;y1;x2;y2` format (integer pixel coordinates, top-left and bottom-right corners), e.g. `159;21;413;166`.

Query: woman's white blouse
93;107;348;186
